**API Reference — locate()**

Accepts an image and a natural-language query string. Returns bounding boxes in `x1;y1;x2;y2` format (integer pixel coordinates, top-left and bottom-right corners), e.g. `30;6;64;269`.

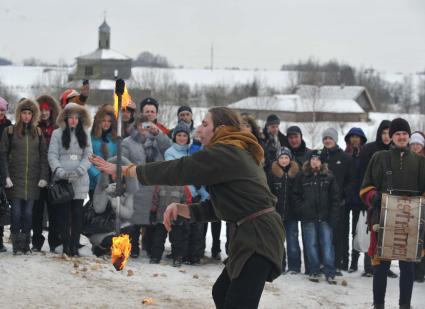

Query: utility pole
210;42;214;71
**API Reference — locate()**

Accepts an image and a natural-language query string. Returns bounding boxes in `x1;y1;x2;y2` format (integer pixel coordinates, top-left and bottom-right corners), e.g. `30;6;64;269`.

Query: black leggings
212;253;273;309
56;199;84;251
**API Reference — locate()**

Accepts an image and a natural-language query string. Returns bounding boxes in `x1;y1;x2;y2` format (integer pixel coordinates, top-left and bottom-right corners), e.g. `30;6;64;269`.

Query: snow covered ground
1;226;424;309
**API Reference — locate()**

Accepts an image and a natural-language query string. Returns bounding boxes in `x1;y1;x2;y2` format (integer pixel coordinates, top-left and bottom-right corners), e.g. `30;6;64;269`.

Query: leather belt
236;207;275;226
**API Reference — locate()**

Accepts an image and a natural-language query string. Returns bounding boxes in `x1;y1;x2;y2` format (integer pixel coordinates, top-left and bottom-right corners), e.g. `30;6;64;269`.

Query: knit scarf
209;126;264;165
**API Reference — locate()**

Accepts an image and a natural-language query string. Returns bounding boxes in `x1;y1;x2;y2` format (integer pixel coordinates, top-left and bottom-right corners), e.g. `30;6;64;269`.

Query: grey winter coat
48;103;92;200
122;128;171;225
90;156;138;246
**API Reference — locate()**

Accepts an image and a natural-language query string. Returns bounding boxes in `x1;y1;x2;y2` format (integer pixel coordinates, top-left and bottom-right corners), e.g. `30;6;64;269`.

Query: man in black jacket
358;120;398;278
320;127;354;276
262;114;288;173
287;126;312;167
293;150;340;284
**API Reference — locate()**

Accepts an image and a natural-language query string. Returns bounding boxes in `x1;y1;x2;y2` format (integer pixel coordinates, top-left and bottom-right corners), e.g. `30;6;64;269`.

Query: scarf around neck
209;126;264;165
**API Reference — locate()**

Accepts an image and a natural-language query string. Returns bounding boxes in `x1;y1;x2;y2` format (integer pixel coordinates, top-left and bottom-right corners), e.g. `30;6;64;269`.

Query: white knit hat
410;132;425;147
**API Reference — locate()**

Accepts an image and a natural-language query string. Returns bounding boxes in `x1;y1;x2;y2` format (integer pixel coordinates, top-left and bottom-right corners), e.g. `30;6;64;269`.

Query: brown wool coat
136;144;285;281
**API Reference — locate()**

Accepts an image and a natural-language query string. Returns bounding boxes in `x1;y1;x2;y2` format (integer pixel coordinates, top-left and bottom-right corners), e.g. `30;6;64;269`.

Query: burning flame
113;86;132;118
111;234;132;271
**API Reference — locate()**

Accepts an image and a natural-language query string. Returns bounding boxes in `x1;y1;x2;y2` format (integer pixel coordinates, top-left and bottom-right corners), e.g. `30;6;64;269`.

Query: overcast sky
1;0;424;73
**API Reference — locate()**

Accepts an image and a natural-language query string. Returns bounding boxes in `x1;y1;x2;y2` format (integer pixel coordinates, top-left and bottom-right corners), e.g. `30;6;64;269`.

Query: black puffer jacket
321;146;354;200
358;120;391;183
267;161;299;220
292;162;341;227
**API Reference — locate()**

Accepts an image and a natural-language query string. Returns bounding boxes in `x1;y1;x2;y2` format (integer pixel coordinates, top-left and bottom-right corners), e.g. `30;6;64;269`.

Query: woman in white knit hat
409;131;425;156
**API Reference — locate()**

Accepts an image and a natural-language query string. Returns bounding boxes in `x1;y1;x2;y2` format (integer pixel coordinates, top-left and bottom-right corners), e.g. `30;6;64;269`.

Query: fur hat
172;121;191;144
0;97;8;110
57;103;92;129
322;127;338;143
140;97;159;113
36;95;60;122
276;147;293;160
15;99;40;126
389;118;411;137
265;114;280;126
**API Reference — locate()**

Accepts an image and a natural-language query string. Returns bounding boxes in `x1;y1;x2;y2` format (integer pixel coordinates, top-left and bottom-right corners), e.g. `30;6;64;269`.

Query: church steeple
98;18;110;49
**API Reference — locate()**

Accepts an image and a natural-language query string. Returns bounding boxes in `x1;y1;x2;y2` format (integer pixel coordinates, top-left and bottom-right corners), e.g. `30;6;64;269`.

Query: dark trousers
130;225;141;255
415;257;425;281
150;223;168;260
188;222;204;260
204;221;222;255
32;188;60;250
225;222;235;255
142;225;155;255
10;199;34;234
333;205;346;270
56;199;83;251
170;220;190;258
212;253;273;309
373;260;415;306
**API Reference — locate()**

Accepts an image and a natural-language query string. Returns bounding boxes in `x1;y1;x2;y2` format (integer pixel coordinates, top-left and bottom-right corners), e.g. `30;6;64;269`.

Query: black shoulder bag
48;168;75;205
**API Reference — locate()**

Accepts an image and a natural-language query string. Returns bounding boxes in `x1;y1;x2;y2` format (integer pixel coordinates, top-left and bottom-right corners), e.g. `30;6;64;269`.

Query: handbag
353;210;370;253
48;168;75;205
0;188;11;226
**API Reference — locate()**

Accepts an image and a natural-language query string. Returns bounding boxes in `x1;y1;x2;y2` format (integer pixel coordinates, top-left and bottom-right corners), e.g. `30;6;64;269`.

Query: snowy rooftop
296;85;367;100
228;94;365;113
77;49;131;61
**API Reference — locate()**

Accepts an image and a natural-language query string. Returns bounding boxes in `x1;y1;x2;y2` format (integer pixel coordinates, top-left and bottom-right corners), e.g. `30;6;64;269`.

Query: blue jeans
302;220;335;278
10;199;34;234
284;220;301;272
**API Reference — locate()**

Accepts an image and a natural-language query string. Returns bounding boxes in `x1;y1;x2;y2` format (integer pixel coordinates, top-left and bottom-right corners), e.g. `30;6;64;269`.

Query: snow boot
387;269;398;278
173;256;182;267
308;273;321;283
23;233;31;254
0;236;6;252
12;233;26;255
326;276;337;285
348;251;359;273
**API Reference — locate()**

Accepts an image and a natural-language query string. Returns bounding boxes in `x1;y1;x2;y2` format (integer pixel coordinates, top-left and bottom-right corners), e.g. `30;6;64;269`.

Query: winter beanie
172;121;191;144
0;97;8;110
140;97;159;113
287;125;302;137
265;114;280;126
322;127;338;143
389;118;411;137
276;147;293;160
410;132;425;147
309;149;323;161
177;106;192;116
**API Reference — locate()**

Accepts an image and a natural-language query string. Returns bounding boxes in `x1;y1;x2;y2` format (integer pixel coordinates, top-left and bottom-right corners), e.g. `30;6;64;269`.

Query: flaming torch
111;78;132;271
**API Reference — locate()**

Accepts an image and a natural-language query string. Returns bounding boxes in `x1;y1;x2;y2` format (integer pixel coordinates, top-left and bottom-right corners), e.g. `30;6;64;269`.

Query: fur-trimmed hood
36;94;60;123
57;102;92;129
302;160;330;176
15;99;40;127
271;160;299;178
91;104;117;139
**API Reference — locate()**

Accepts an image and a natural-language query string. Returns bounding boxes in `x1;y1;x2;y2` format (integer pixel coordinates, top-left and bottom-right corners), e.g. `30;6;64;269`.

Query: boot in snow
326;276;337;285
23;233;31;254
